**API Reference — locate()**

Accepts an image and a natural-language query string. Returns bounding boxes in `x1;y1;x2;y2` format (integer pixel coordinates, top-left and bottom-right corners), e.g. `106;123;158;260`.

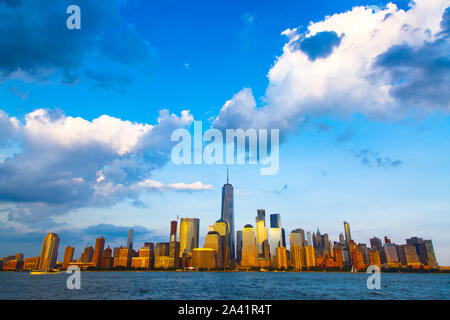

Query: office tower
113;248;132;268
269;213;282;260
281;228;286;248
101;246;113;269
423;240;438;266
339;233;345;245
343;221;351;247
127;229;134;250
290;230;304;248
143;242;155;250
255;210;270;258
303;246;316;268
241;224;258;267
221;169;235;261
214;219;230;267
192;248;217;269
384;243;399;266
290;245;304;270
131;245;154;269
276;246;288;270
307;231;312;247
323;234;331;256
179;218;200;258
170;220;178;241
349;241;365;271
370;237;383;252
62;246;75;269
38;233;60;270
333;243;344;269
23;257;40;271
369;249;381;266
406;237;426;264
92;237;105;268
81;246;94;263
236;230;243;263
357;243;370;265
312;232;317;248
204;231;223;268
170;241;181;268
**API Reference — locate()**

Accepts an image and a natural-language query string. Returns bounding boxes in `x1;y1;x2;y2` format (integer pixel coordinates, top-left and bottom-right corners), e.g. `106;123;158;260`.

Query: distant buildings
0;176;442;273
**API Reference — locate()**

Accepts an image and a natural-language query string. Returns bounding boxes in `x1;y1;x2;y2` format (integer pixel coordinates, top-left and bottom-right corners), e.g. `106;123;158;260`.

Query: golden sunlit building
303;246;316;269
23;257;40;271
214;219;230;268
204;231;223;268
62;246;75;269
191;248;217;269
240;224;258;268
38;233;60;270
101;246;113;269
179;218;199;258
276;246;288;270
113;248;132;268
369;249;381;266
290;245;304;270
92;237;105;268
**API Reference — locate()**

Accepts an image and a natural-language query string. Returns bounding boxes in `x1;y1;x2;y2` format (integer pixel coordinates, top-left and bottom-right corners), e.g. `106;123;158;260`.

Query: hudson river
0;272;449;299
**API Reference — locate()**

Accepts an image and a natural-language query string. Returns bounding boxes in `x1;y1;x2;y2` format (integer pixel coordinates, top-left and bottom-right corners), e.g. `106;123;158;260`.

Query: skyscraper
127;229;134;250
269;213;282;261
343;221;351;247
423;240;438;266
255;209;269;258
236;230;243;263
221;169;235;261
62;246;75;269
92;236;105;268
241;224;258;267
38;233;60;270
170;220;178;242
214;219;230;267
179;218;200;258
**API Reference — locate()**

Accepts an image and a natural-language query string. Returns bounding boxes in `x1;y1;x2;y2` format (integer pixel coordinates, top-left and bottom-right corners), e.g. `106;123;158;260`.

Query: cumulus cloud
0;107;213;223
0;0;153;91
0;110;20;147
213;0;450;132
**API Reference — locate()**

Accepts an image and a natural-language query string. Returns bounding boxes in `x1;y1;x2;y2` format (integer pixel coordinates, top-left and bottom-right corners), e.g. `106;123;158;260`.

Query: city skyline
0;0;449;267
0;172;442;272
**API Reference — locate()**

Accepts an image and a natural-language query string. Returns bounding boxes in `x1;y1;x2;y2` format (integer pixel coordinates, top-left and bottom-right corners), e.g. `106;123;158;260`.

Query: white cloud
0;107;208;222
213;0;450;132
0;110;20;147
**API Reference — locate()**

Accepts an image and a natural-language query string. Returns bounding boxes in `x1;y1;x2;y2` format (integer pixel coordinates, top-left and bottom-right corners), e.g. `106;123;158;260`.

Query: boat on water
30;269;61;275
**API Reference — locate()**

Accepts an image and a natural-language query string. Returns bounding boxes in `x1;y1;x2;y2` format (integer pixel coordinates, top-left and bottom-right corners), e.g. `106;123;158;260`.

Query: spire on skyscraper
227;166;229;185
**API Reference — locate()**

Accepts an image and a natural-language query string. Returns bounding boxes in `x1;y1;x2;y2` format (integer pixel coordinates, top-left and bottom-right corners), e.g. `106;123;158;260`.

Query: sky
0;0;449;265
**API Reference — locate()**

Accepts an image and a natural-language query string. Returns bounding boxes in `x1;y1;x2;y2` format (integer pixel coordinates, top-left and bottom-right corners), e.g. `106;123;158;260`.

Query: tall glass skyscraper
269;213;282;258
221;170;235;261
179;218;200;257
255;209;269;258
343;221;351;247
38;233;60;270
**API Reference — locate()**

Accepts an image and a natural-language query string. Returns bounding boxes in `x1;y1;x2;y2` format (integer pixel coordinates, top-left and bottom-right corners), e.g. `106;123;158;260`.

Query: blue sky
0;0;449;265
